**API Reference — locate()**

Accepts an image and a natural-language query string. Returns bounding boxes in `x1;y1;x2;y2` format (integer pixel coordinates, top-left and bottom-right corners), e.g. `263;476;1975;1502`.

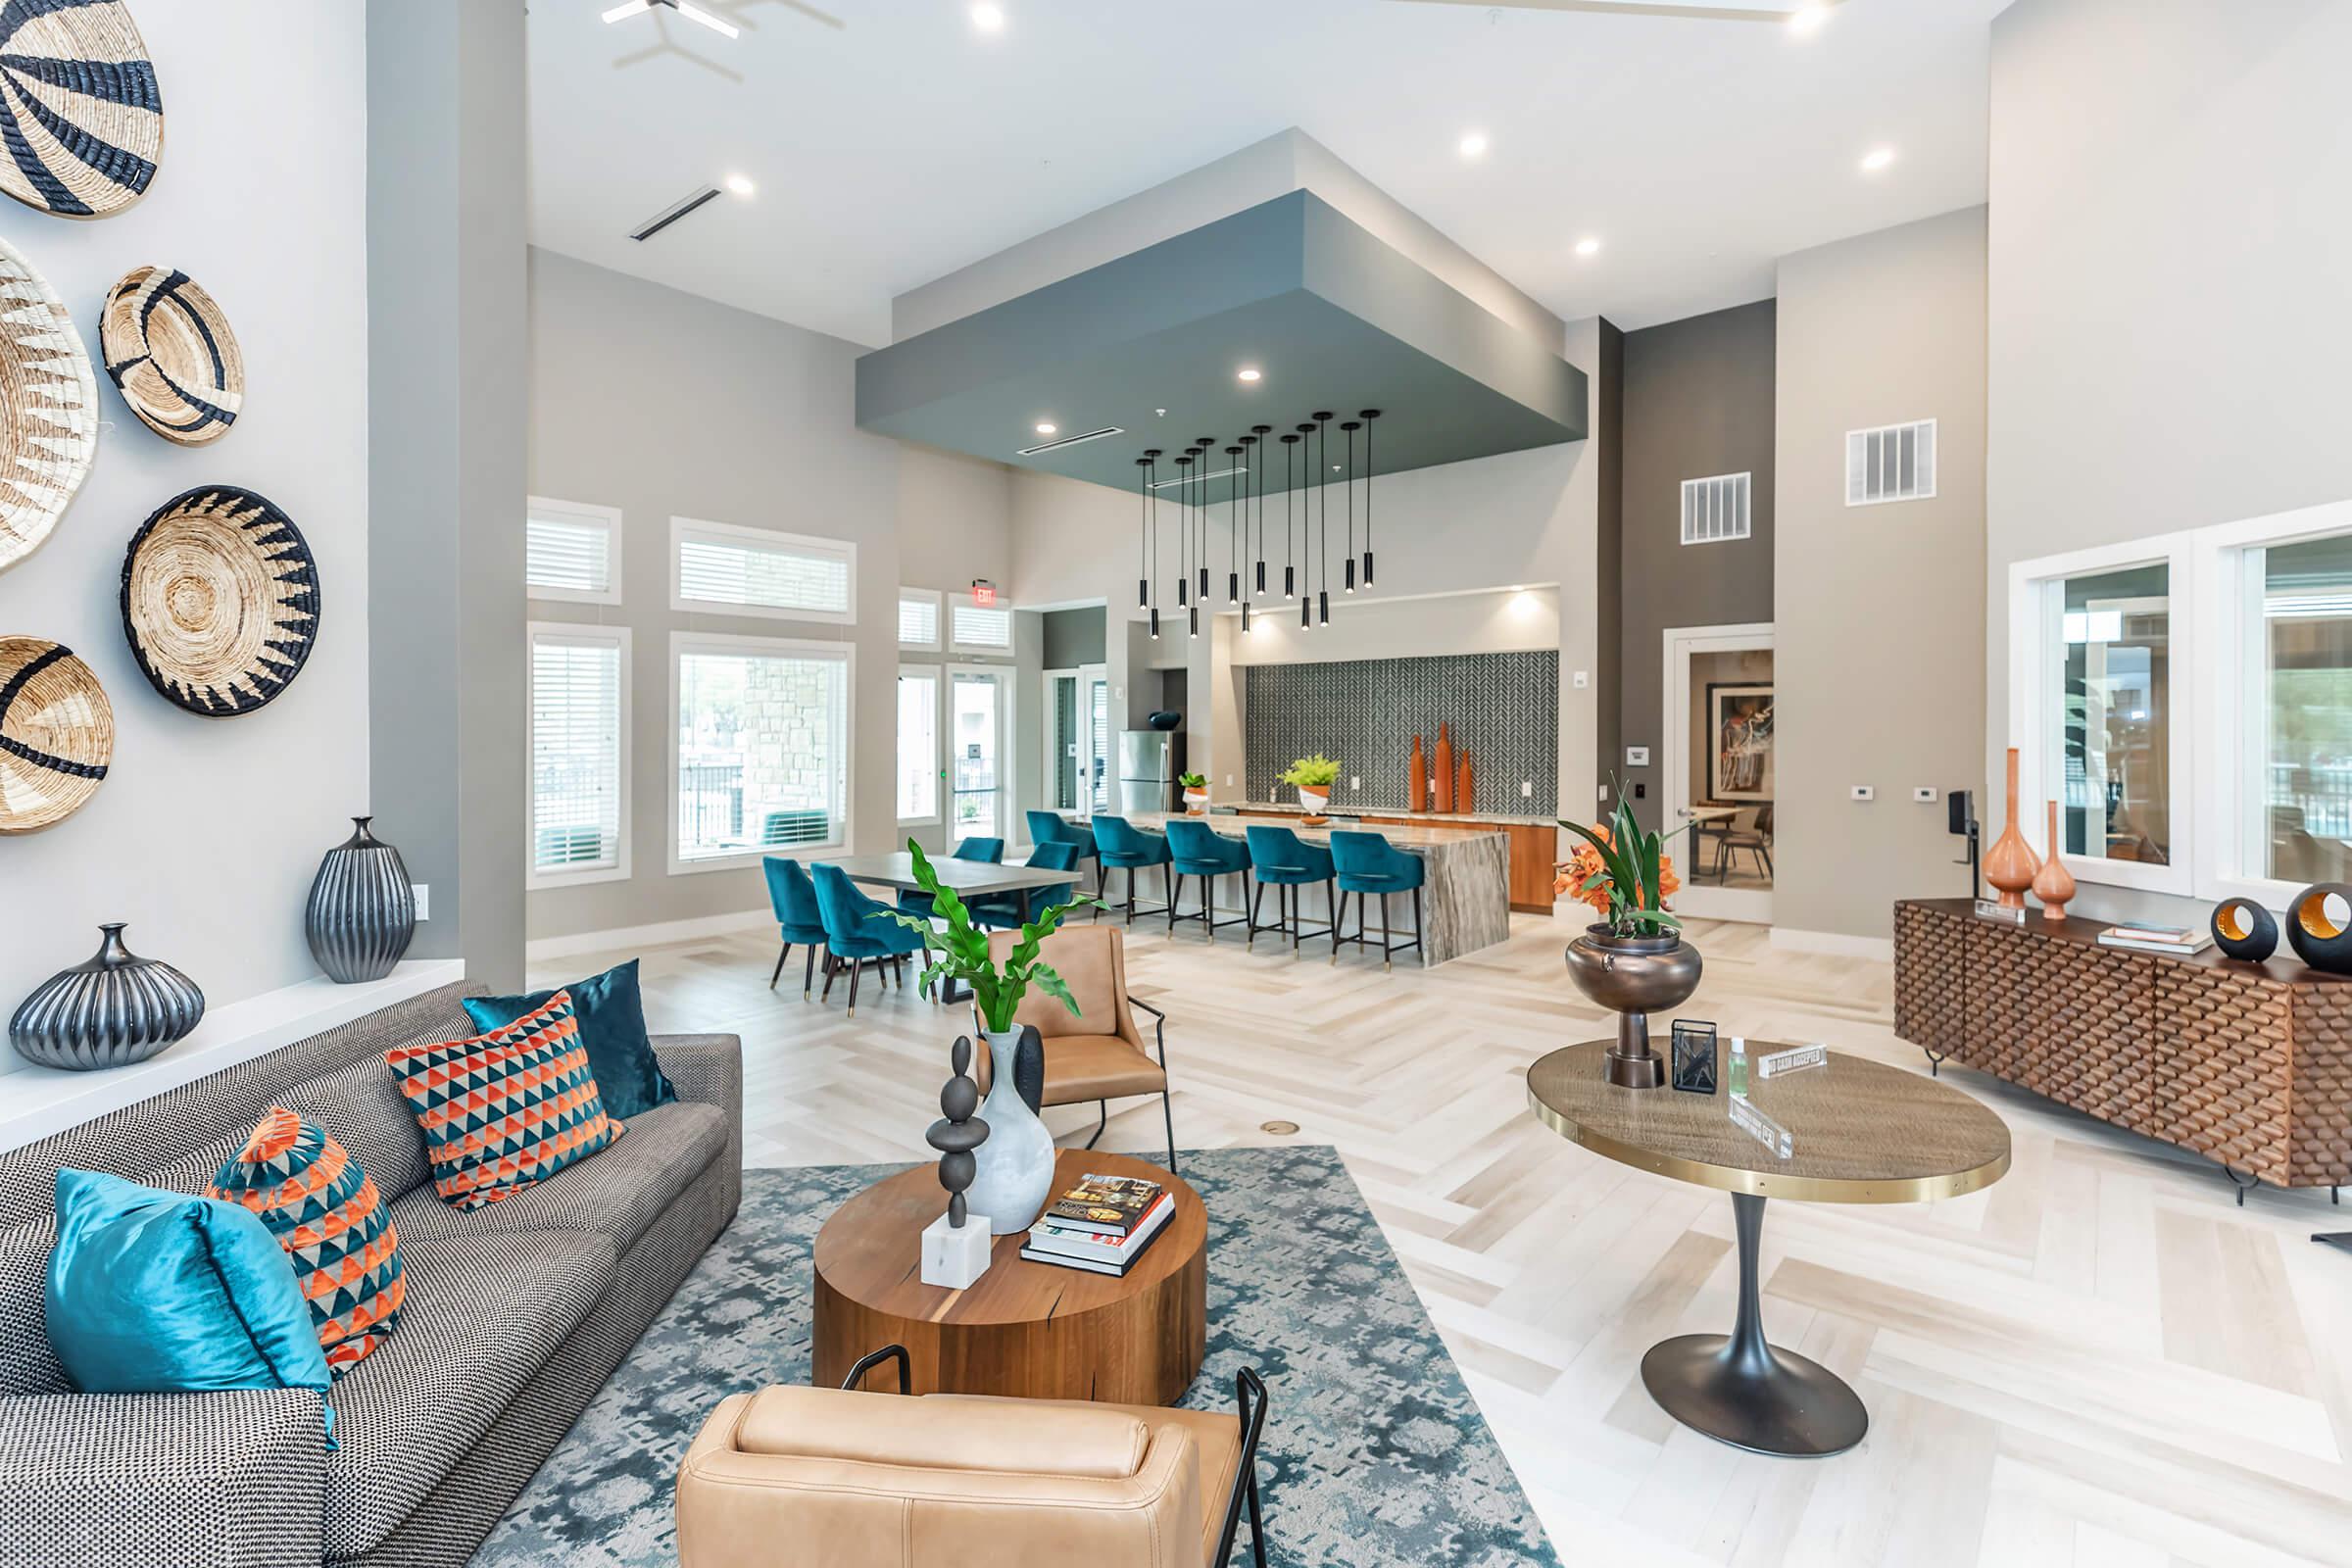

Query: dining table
828;852;1080;926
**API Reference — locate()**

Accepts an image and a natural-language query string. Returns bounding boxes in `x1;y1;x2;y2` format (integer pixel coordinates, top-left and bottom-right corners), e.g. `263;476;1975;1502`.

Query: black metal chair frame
1246;875;1339;956
1330;884;1424;970
840;1345;1268;1568
1114;996;1180;1175
1168;864;1252;942
1102;859;1172;925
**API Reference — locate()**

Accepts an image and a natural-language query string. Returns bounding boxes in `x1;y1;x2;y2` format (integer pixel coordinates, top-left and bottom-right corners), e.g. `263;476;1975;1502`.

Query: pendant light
1141;450;1161;639
1341;418;1360;594
1250;425;1271;596
1314;411;1333;626
1174;451;1193;609
1225;445;1244;604
1238;444;1253;633
1358;410;1379;588
1195;436;1214;603
1282;432;1300;603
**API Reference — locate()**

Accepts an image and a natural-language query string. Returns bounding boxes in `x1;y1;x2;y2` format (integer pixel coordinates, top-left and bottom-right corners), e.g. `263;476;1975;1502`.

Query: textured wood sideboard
1893;898;2352;1192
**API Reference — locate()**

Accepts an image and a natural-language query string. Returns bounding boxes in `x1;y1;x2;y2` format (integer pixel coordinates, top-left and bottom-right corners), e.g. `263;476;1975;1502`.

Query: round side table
1527;1039;2009;1456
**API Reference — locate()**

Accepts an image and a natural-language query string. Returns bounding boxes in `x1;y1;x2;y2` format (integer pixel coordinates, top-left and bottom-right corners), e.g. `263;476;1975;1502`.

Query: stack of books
2095;921;2214;956
1020;1173;1173;1277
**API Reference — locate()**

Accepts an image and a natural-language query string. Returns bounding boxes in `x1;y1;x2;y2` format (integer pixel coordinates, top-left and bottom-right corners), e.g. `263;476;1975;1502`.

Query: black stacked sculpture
927;1036;991;1230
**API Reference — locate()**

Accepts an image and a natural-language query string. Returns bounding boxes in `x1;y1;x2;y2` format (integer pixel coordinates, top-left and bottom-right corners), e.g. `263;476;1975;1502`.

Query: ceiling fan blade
673;1;742;38
600;0;654;23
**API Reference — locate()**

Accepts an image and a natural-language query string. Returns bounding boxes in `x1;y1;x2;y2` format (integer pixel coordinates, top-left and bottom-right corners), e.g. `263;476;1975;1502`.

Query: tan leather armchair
982;924;1176;1171
676;1348;1267;1568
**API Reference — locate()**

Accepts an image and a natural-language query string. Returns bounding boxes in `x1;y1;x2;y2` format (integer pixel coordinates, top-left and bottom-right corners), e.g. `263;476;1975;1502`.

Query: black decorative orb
2210;898;2278;963
2284;884;2352;974
1147;710;1181;731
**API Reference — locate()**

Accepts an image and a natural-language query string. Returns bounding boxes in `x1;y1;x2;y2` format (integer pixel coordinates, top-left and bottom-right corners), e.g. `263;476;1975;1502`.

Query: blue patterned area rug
474;1146;1559;1567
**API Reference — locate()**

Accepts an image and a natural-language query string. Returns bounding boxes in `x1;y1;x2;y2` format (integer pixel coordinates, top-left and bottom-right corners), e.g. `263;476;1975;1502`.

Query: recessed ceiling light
1860;145;1897;172
1458;130;1489;160
723;173;756;197
1237;368;1261;383
1788;5;1831;34
970;3;1004;31
1034;421;1056;435
1574;236;1601;258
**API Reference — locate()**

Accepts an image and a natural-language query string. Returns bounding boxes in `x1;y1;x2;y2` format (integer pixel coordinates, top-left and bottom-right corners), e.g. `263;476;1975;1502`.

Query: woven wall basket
0;636;113;833
100;266;241;445
0;0;162;219
120;486;319;716
0;236;98;574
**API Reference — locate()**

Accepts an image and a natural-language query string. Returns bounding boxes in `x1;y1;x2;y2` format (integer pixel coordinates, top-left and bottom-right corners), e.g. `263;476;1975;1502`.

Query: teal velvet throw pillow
46;1169;335;1444
462;957;676;1119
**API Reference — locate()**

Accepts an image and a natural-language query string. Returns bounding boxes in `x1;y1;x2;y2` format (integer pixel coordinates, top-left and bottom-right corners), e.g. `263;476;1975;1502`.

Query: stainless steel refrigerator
1117;731;1184;814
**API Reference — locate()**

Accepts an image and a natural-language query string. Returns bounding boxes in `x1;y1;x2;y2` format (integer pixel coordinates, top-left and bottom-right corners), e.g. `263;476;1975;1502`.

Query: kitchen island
1214;800;1562;913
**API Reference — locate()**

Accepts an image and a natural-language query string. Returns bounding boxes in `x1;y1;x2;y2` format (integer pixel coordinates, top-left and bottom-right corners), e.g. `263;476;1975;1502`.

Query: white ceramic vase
1298;785;1330;815
963;1028;1055;1235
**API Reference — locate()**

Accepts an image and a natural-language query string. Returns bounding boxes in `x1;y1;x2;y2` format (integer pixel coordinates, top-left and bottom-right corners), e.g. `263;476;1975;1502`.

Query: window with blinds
526;498;621;604
899;589;943;650
528;625;629;886
949;592;1013;654
670;517;857;622
671;633;853;869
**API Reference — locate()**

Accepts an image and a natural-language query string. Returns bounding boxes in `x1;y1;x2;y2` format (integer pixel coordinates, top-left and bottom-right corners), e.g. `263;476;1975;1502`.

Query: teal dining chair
811;863;928;1017
1243;824;1337;956
1026;810;1102;895
898;837;1004;920
1163;818;1252;942
1091;815;1172;924
970;840;1080;930
761;857;831;997
1328;830;1426;971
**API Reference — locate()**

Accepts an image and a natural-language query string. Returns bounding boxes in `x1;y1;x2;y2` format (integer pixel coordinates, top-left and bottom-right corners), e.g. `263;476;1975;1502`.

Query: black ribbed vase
10;923;206;1071
305;816;416;983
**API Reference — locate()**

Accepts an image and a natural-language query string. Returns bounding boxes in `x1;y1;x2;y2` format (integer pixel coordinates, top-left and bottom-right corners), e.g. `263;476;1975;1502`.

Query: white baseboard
526;907;772;962
1769;926;1895;962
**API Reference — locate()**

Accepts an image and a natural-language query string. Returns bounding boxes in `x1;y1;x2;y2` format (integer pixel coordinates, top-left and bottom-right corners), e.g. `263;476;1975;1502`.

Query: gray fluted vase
305;816;416;983
11;923;205;1071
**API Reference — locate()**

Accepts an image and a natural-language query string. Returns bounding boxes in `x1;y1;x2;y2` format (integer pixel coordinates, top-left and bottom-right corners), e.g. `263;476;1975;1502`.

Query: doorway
948;664;1011;846
1661;623;1775;924
1044;663;1109;818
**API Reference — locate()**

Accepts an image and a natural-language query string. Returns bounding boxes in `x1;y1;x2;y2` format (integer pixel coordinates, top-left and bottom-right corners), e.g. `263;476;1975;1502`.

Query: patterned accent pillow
384;989;624;1210
207;1108;406;1376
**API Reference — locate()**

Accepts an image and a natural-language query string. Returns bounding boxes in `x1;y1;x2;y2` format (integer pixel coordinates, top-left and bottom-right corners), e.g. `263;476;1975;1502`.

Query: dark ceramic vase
2284;884;2352;974
10;923;205;1071
1564;925;1704;1089
305;816;416;983
2210;898;2278;963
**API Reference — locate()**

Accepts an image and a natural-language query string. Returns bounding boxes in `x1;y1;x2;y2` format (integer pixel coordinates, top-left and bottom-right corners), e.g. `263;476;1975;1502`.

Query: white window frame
525;621;632;892
946;662;1014;847
897;661;943;828
898;587;945;652
526;497;623;606
666;629;855;876
669;515;858;625
2009;532;2196;898
947;590;1015;658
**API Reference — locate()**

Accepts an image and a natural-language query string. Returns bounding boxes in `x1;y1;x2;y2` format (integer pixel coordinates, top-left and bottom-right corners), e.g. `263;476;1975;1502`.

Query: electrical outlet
1850;785;1876;802
1598;783;1611;802
1349;776;1361;791
1224;773;1234;787
1521;780;1533;798
412;884;430;920
1912;786;1938;804
1573;670;1589;689
1626;746;1650;767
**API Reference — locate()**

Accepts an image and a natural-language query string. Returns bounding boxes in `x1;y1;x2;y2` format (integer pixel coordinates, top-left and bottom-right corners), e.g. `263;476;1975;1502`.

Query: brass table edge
1523;1081;2013;1205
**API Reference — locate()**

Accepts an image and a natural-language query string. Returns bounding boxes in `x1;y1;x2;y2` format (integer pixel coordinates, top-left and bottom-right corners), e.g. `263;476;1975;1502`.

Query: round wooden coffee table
1527;1039;2010;1457
812;1148;1206;1404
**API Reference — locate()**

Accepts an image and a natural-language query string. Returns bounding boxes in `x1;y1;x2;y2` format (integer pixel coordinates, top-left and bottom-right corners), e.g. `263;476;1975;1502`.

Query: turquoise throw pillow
46;1169;334;1444
462;957;676;1119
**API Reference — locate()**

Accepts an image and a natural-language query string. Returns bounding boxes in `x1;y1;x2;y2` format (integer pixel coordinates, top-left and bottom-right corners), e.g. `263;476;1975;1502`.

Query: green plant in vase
1178;770;1208;812
1555;787;1699;1089
1278;754;1341;816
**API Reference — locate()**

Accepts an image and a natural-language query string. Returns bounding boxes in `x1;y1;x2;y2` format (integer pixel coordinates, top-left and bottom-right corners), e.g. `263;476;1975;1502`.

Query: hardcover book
1042;1174;1165;1237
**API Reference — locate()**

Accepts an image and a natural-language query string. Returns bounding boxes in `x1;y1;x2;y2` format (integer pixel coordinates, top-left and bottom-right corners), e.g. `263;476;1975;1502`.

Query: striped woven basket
120;487;320;716
0;236;99;574
101;266;243;446
0;0;163;219
0;637;113;833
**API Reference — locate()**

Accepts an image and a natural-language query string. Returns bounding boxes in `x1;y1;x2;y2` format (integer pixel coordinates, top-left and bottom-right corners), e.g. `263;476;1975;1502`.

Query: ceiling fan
602;0;740;41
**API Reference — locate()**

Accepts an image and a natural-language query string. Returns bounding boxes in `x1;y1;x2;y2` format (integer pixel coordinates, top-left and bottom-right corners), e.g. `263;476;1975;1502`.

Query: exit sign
971;580;999;608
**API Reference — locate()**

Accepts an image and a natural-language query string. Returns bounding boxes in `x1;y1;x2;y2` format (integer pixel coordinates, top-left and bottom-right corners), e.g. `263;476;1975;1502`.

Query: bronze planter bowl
1564;925;1703;1089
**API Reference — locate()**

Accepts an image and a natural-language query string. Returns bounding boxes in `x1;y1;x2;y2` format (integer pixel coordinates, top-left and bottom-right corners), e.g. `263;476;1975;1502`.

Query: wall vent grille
1846;418;1936;506
1680;472;1751;545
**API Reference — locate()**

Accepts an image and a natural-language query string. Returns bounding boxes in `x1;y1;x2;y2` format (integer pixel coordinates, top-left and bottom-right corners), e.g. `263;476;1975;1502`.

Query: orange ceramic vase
1458;753;1473;815
1408;735;1427;812
1983;747;2041;909
2033;799;2076;920
1435;723;1454;813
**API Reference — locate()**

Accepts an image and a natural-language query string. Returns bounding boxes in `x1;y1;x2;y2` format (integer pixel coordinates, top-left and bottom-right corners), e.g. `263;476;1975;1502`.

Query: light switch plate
1599;784;1611;802
413;884;430;921
1850;785;1876;802
1350;776;1361;791
1224;773;1234;787
1626;746;1650;767
1573;670;1589;689
1912;786;1938;803
1521;780;1532;798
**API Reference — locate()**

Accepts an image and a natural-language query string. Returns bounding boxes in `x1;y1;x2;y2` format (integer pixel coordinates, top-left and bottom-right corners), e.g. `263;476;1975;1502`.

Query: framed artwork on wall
1708;682;1774;802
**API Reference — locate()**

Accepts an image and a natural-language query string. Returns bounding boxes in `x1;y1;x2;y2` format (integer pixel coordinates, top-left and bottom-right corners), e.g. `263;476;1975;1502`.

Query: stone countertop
1213;799;1562;829
1123;808;1506;851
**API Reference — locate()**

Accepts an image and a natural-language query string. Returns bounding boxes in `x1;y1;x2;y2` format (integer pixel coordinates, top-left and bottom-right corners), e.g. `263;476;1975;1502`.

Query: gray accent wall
1615;300;1778;832
1041;609;1106;668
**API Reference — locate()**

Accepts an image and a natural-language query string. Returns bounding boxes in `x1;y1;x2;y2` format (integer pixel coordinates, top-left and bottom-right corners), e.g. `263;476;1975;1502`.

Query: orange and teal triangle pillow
384;989;623;1211
208;1108;406;1377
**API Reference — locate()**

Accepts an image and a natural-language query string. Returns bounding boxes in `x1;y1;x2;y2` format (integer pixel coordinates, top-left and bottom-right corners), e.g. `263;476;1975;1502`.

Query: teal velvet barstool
970;839;1080;929
898;837;1003;919
1243;824;1336;956
1163;818;1252;941
1328;829;1426;971
1026;810;1102;895
761;857;832;997
1092;815;1172;923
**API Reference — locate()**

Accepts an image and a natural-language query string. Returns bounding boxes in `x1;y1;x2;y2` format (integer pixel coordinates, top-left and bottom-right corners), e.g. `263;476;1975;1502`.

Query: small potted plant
1279;754;1341;820
883;841;1096;1232
1556;792;1693;1090
1178;770;1209;813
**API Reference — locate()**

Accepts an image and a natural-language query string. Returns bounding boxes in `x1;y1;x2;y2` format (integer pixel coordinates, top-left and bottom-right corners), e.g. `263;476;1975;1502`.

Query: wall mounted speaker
1947;789;1975;837
2210;898;2278;963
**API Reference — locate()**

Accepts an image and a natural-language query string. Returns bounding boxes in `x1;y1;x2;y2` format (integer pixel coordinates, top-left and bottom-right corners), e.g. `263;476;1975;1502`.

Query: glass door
949;665;1010;846
1045;663;1110;819
1661;624;1775;924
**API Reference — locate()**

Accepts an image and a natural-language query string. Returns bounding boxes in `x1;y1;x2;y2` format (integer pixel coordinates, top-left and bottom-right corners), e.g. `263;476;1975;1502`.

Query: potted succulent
1178;770;1209;813
1556;793;1693;1089
1279;754;1341;820
884;840;1096;1232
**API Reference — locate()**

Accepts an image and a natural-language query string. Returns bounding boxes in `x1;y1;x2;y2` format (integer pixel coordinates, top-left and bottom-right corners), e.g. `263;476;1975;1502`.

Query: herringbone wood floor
532;912;2352;1567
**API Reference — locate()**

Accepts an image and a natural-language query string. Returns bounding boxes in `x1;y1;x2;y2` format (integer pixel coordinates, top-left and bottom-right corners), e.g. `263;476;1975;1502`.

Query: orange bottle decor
1457;752;1473;814
1983;746;2041;909
1435;722;1454;813
1408;735;1427;812
2033;799;2076;921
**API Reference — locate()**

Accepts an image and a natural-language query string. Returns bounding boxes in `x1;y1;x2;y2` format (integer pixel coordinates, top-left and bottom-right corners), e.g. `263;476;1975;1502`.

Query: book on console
1024;1200;1173;1264
1041;1174;1166;1238
1020;1214;1170;1277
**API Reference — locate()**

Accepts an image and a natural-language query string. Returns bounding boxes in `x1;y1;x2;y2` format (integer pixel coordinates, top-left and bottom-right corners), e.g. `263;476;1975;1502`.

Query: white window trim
668;515;858;625
666;629;855;876
947;589;1016;658
946;662;1016;847
898;587;945;653
526;497;623;606
897;661;944;828
525;621;632;892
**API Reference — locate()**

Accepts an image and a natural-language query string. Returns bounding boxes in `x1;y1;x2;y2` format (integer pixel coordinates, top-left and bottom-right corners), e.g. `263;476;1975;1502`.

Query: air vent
1846;418;1936;506
630;185;722;243
1016;425;1125;456
1680;472;1751;545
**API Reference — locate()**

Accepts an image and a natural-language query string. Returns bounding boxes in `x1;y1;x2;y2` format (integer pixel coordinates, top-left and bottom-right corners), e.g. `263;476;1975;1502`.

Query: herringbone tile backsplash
1243;652;1559;814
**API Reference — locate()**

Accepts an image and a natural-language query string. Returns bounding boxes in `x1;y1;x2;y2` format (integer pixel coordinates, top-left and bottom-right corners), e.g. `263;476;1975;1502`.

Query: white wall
0;3;370;1023
1227;586;1560;666
1985;0;2352;927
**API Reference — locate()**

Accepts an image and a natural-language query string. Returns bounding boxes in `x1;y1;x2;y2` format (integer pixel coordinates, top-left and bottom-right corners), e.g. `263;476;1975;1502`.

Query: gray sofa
0;980;743;1568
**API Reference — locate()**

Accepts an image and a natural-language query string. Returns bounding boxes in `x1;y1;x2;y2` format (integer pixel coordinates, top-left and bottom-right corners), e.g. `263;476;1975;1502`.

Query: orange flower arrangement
1552;820;1680;928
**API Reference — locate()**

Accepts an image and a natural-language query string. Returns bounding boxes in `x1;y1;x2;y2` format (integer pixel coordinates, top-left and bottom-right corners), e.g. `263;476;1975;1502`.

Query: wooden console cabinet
1893;898;2352;1193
